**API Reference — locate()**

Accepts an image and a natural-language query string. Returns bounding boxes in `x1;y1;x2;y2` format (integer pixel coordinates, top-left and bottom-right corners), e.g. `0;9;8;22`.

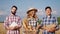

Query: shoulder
51;16;56;19
5;15;11;20
6;15;10;19
16;15;21;19
16;15;20;17
23;17;27;21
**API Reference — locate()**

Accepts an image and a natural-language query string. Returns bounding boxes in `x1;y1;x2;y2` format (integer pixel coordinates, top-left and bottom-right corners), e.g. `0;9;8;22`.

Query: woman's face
29;11;35;17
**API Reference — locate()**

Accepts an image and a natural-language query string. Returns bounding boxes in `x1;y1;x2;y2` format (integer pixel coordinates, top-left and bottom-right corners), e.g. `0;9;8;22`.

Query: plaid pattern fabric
4;15;21;34
28;18;38;28
22;18;39;34
41;15;59;34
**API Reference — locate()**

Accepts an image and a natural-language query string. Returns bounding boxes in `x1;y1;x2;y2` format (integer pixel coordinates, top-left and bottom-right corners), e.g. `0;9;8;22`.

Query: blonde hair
27;13;38;19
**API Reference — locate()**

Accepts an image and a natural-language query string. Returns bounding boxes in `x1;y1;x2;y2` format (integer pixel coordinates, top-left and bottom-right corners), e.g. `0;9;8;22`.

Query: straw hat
27;8;38;14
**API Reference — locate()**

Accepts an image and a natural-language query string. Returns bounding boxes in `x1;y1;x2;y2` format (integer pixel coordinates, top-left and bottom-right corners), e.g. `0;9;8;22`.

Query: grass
0;23;60;34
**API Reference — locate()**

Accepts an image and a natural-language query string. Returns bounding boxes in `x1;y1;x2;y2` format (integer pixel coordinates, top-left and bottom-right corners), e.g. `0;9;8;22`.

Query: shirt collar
10;13;16;16
46;14;52;18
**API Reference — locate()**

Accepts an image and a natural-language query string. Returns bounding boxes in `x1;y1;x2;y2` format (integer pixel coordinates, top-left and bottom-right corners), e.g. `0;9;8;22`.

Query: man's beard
11;12;16;15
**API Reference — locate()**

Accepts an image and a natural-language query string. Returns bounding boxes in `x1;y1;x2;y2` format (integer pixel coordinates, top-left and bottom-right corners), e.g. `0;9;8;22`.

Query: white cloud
52;10;57;14
0;10;7;15
37;9;45;15
36;9;58;16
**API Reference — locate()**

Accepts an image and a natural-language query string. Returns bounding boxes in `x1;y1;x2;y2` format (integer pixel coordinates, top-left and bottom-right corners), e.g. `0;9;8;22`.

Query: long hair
27;13;38;19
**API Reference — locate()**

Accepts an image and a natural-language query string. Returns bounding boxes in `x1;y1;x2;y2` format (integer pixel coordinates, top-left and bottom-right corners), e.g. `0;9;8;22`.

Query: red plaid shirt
4;15;22;34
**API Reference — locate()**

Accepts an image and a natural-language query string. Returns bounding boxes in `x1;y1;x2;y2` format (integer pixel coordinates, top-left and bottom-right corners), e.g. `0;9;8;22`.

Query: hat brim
27;9;37;14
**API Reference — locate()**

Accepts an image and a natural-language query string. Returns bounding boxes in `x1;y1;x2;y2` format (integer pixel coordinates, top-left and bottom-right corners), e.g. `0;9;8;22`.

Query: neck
47;14;51;16
29;16;33;18
11;13;15;16
46;14;52;18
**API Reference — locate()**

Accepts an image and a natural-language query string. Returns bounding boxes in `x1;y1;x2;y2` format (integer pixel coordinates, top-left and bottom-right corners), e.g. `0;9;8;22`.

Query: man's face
11;7;17;15
46;8;51;16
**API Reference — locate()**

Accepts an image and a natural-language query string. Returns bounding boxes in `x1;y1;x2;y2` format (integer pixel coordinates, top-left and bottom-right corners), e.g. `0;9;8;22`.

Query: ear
51;10;52;12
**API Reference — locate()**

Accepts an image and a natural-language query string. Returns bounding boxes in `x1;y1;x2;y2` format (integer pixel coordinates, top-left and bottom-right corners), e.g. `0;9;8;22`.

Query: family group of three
4;5;59;34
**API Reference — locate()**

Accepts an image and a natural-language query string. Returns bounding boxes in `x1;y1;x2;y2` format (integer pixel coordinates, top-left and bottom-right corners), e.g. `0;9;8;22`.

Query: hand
46;28;51;32
48;28;56;32
44;27;55;32
28;26;32;29
42;26;50;31
28;26;32;30
42;26;48;30
50;24;56;32
9;26;15;30
36;25;41;30
33;29;36;32
26;28;29;31
14;25;19;30
52;24;56;28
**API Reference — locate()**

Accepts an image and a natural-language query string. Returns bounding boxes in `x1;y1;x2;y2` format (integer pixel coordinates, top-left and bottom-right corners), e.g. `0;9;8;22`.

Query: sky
0;0;60;21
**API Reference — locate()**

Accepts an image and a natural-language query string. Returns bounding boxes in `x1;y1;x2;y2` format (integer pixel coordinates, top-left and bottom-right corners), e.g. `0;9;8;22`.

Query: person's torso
27;18;38;27
43;16;56;26
7;15;20;26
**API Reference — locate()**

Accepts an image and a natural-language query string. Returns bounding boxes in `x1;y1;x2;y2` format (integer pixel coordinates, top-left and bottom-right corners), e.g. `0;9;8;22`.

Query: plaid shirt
28;18;38;28
41;15;59;34
4;15;22;34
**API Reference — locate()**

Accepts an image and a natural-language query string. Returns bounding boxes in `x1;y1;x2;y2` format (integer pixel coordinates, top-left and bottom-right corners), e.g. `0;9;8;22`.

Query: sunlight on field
0;23;60;34
0;23;6;34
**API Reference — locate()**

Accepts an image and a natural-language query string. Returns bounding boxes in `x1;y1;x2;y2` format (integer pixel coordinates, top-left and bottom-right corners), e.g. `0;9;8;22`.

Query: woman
22;8;39;34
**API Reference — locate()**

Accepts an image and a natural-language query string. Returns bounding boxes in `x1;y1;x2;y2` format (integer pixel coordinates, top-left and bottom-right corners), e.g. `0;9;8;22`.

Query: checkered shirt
41;15;59;34
4;15;22;34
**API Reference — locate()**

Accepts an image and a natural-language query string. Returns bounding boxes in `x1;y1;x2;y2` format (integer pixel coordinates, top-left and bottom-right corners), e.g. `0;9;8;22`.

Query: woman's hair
27;13;38;19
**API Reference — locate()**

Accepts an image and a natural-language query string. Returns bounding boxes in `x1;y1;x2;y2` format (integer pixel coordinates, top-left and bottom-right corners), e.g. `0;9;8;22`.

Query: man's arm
52;18;59;31
4;17;9;30
49;17;59;32
14;17;22;30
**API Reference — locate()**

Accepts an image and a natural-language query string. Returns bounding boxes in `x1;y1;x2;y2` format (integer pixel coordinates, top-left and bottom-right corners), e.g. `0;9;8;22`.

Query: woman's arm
23;18;28;30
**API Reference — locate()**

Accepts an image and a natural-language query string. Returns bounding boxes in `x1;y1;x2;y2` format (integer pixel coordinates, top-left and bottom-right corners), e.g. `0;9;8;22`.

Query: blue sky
0;0;60;21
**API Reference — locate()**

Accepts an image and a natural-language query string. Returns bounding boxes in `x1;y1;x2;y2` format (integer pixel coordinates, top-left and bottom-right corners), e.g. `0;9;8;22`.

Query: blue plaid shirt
41;15;59;34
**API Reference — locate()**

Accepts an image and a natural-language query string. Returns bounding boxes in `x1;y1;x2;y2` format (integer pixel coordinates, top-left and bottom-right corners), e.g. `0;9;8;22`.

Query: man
41;6;59;34
4;6;22;34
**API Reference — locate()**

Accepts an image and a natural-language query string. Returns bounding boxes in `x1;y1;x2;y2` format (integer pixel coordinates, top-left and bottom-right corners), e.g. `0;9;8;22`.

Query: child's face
46;8;51;16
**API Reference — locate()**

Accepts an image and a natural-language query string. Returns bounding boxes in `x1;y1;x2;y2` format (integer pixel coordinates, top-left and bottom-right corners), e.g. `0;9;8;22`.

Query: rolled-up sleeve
4;17;9;29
